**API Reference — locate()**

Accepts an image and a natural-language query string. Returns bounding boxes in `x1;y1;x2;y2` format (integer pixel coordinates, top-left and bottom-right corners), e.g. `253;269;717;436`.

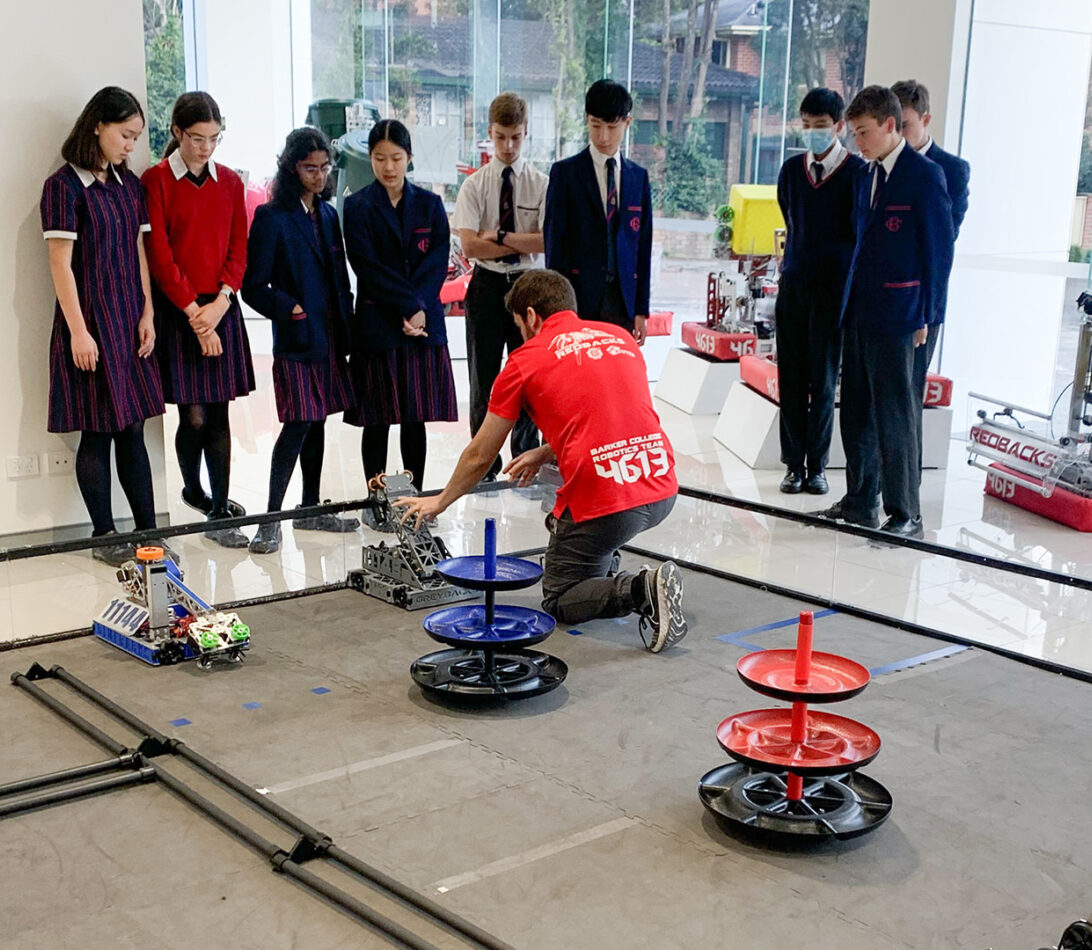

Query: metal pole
754;0;769;182
384;0;390;116
625;0;635;155
604;0;610;77
778;0;794;169
496;0;502;96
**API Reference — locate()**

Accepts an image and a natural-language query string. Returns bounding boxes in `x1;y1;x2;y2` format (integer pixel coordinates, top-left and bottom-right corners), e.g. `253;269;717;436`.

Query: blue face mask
802;127;836;155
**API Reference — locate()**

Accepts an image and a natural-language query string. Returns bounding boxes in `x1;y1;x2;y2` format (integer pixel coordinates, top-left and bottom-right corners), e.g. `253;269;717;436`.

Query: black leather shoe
779;468;804;494
814;501;880;528
804;471;829;495
879;516;924;539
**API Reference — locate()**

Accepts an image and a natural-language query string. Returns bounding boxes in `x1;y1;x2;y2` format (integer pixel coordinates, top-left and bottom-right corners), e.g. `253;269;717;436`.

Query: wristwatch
219;286;234;301
496;229;508;247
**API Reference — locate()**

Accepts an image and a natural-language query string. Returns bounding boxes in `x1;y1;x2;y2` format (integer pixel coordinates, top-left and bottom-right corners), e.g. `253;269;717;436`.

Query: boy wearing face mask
774;89;865;495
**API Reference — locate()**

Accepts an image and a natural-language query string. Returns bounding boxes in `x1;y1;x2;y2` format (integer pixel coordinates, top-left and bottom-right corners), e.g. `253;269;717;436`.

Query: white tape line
265;739;463;795
432;817;637;893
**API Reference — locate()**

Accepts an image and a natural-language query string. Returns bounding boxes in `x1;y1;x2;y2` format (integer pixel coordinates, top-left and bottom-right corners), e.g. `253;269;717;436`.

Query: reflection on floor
3;318;1091;678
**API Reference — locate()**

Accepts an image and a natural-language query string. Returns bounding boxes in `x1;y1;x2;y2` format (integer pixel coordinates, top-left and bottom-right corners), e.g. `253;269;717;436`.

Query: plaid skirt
272;339;355;423
344;341;458;427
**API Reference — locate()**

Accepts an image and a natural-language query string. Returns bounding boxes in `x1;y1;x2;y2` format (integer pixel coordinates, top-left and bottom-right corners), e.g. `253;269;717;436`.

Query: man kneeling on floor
394;269;687;653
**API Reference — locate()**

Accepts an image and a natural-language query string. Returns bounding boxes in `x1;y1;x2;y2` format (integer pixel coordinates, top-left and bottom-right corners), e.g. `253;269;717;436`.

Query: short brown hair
505;270;577;319
61;86;145;172
489;92;527;129
846;85;901;127
891;79;930;117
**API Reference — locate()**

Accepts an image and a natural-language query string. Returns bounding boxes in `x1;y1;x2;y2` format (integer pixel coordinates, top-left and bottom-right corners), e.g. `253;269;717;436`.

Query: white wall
0;0;167;537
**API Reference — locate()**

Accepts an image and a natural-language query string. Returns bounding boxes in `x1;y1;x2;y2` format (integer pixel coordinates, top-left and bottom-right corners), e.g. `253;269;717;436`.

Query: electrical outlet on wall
43;451;75;475
6;455;40;479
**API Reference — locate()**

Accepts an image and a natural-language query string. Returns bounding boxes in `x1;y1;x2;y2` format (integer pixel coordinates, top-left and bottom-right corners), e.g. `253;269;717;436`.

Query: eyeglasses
183;130;223;147
299;162;333;175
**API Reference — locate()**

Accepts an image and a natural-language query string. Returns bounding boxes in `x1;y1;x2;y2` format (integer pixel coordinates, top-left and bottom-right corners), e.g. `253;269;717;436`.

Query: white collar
806;138;847;176
589;145;620;170
917;137;934;156
70;163;123;187
168;149;218;181
495;155;526;177
876;137;907;178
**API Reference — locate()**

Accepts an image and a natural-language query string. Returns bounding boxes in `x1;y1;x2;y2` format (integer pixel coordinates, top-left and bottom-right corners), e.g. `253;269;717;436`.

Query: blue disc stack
410;518;567;701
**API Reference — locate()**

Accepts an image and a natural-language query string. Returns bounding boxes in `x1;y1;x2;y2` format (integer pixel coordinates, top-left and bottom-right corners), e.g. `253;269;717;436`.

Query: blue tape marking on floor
311;686;331;695
169;718;191;727
242;702;263;710
716;609;840;651
870;645;969;676
566;628;584;636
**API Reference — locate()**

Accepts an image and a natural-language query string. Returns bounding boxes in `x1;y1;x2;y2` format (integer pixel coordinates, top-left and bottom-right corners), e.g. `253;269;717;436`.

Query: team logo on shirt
417;237;430;253
550;328;635;364
629;215;641;233
884;215;903;233
590;434;671;485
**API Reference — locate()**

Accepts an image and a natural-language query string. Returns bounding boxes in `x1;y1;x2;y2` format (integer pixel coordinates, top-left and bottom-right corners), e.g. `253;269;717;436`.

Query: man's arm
393;413;515;526
459;228;544;260
543;164;569;273
919;164;954;339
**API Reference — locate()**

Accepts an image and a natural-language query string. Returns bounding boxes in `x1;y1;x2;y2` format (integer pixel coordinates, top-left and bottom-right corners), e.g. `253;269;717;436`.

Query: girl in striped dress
241;127;359;555
41;87;166;567
143;92;255;548
342;120;457;506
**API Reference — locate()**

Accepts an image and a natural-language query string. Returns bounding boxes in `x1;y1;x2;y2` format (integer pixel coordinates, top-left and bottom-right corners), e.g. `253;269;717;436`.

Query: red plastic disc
737;650;870;703
716;708;881;776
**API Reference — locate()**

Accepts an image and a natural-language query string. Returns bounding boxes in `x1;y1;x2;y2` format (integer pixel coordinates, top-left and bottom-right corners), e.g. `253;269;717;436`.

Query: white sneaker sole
650;561;687;653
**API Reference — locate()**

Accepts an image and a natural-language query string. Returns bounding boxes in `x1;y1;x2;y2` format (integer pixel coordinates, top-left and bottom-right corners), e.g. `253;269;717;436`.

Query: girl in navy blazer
241;127;359;554
343;120;457;501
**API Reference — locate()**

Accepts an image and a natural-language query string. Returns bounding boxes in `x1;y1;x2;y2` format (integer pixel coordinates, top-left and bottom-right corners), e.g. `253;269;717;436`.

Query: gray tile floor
3;560;1089;950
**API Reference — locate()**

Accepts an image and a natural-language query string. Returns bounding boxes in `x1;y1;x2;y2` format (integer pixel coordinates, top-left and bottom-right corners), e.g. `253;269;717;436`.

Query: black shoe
804;471;829;495
292;504;361;532
249;521;281;554
204;510;250;549
779;468;804;494
814;501;880;528
91;533;136;568
879;516;924;539
181;487;246;519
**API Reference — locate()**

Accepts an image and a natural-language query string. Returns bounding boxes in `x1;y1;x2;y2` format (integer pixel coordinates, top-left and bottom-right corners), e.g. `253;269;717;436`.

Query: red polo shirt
488;310;677;521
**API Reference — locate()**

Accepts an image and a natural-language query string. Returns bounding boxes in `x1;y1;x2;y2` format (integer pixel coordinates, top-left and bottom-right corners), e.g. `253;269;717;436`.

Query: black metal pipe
11;673;128;756
277;857;445;950
676;484;1092;593
325;845;518;950
0;767;155;818
621;543;1092;686
0;753;139;798
49;666;171;746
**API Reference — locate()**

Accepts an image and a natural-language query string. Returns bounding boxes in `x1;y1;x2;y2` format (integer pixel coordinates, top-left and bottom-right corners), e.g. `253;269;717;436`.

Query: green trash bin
332;129;375;213
305;98;380;141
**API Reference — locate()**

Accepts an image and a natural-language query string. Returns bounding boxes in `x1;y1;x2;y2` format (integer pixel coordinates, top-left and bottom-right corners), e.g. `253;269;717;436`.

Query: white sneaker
638;561;687;653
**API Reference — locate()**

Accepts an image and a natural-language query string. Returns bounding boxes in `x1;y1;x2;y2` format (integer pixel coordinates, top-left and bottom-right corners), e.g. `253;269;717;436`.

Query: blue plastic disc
435;555;543;591
423;603;556;648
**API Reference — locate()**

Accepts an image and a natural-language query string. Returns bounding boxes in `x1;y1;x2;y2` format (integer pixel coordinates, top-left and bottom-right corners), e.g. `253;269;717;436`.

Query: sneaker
203;511;250;549
91;534;136;567
249;522;281;554
181;487;246;519
292;504;360;532
637;561;688;653
147;538;182;565
607;550;622;577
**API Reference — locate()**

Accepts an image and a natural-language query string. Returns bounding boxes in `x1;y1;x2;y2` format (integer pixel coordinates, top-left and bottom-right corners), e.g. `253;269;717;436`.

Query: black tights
175;403;231;511
76;422;156;535
267;420;326;512
361;423;427;491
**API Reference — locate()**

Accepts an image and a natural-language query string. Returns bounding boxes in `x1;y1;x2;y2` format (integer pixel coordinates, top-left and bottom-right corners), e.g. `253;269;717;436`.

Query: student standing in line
891;79;970;466
544;79;653;343
775;88;865;496
452;92;545;481
143;92;254;549
342;119;457;507
41;86;166;567
818;86;953;539
242;127;360;555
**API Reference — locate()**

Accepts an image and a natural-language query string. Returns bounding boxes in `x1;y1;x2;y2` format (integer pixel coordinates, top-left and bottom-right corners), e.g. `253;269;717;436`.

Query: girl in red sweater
143;92;255;548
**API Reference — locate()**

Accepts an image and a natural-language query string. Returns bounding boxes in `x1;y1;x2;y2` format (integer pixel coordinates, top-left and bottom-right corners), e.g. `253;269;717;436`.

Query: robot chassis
347;471;476;610
92;546;250;669
966;292;1092;529
681;236;784;362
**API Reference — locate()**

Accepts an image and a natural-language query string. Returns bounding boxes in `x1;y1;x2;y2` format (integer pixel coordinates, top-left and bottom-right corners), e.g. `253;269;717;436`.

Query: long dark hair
270;127;333;208
163;91;222;158
368;118;412;156
61;86;145;172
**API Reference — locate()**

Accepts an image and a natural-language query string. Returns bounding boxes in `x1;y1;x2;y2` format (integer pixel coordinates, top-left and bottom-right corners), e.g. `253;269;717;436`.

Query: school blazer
544;147;653;324
342;180;450;350
925;143;970;238
241;199;353;362
840;146;954;337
